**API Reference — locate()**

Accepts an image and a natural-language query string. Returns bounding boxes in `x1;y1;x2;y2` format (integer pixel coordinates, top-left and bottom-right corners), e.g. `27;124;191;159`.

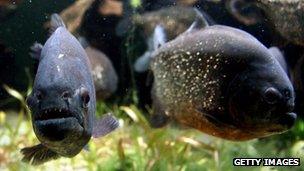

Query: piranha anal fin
134;25;167;72
92;113;120;138
49;13;66;36
29;42;43;60
21;144;60;165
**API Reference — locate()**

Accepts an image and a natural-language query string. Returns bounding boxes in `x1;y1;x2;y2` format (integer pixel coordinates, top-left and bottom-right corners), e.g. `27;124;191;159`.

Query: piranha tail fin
92;113;120;138
134;25;167;72
21;144;60;165
49;13;66;35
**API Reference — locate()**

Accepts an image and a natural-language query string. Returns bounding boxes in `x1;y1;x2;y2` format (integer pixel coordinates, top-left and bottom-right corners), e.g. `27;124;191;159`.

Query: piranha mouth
35;108;82;124
274;112;297;130
239;111;297;135
34;108;84;142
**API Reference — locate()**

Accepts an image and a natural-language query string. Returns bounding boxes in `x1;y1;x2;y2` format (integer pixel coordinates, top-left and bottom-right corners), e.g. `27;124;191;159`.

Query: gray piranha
137;22;297;141
79;37;118;100
226;0;304;46
22;14;119;165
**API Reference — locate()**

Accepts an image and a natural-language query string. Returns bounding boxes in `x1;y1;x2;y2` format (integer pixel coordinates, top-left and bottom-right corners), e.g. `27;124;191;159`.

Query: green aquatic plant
0;85;303;170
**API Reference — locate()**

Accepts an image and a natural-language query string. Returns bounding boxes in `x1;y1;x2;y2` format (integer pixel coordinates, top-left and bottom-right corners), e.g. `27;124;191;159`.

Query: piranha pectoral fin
21;144;60;165
29;42;43;60
134;24;167;73
92;113;120;138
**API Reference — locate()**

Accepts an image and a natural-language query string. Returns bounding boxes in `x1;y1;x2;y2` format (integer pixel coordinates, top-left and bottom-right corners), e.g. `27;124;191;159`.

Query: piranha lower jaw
225;110;297;140
33;107;84;142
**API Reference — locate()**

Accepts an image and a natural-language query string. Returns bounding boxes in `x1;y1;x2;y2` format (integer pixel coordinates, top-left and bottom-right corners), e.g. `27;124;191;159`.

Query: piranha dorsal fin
92;113;120;138
134;25;167;72
21;144;60;165
78;36;89;49
268;47;288;74
29;42;43;60
185;8;209;34
49;13;66;35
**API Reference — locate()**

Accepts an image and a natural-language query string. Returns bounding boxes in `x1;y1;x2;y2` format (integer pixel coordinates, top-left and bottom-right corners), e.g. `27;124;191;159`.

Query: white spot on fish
93;66;104;80
57;65;60;72
58;54;65;59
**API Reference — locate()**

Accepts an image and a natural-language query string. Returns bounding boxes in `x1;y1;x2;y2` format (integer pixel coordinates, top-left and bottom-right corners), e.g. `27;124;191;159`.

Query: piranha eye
263;87;282;104
80;87;90;108
35;91;43;101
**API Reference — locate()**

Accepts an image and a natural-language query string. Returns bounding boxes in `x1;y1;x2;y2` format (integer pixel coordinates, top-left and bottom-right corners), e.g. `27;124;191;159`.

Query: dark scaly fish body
85;46;118;99
23;14;119;165
150;25;296;141
256;0;304;46
227;0;304;46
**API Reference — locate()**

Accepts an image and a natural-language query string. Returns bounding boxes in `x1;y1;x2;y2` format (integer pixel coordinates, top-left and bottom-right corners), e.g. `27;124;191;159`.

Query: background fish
22;14;119;165
84;44;118;100
226;0;304;46
132;7;209;73
116;5;210;40
78;37;118;99
145;24;296;141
